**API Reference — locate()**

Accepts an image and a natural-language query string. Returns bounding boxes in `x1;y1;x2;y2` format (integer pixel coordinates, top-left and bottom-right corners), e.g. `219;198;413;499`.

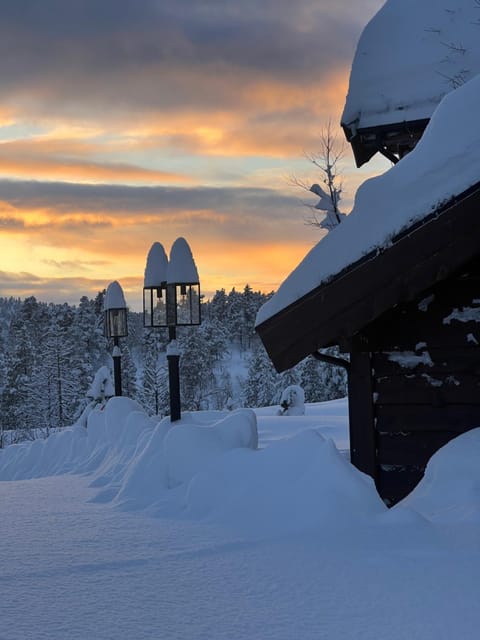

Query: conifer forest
0;286;346;441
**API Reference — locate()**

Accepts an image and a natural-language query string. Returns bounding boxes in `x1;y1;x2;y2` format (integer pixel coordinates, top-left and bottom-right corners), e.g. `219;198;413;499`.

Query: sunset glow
0;0;385;309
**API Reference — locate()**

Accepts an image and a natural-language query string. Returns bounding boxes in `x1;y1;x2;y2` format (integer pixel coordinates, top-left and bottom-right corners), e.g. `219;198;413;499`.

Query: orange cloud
114;67;350;159
0;138;193;184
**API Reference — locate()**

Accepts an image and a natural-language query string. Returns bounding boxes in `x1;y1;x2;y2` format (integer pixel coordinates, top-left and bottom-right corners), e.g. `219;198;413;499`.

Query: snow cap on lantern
104;281;128;338
143;242;169;328
166;237;201;326
167;237;199;284
144;242;168;287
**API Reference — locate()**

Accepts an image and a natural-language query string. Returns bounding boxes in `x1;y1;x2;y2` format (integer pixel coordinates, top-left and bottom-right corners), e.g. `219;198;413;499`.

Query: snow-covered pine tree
120;343;137;399
139;330;168;416
243;342;278;408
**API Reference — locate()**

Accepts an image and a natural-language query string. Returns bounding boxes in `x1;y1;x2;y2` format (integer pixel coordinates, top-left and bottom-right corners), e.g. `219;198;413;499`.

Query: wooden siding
256;183;480;373
352;261;480;504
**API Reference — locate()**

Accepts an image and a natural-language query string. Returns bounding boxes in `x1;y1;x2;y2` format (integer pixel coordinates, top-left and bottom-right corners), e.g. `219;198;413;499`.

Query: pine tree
243;343;278;408
139;330;168;416
120;343;137;399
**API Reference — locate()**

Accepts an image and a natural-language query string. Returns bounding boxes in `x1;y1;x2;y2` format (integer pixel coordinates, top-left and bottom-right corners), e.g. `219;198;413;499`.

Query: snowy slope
257;73;480;325
342;0;480;129
1;398;480;639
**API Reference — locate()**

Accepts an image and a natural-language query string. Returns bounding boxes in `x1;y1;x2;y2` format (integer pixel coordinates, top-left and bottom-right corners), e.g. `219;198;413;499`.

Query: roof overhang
256;182;480;372
342;118;430;167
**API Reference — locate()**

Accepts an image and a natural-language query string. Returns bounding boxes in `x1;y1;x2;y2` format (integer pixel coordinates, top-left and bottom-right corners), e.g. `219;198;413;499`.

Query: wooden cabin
256;0;480;505
256;181;480;505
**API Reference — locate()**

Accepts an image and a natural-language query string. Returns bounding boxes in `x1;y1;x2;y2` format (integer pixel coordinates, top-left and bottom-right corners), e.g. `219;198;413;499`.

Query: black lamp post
143;238;201;421
104;280;128;396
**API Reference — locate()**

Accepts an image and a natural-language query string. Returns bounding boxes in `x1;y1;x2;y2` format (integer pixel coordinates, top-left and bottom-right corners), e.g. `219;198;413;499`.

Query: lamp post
104;280;128;396
143;238;201;421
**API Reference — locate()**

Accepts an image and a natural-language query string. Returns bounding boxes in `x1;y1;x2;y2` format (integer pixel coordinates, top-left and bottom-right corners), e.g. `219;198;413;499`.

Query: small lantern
166;237;201;326
104;281;128;338
143;242;169;328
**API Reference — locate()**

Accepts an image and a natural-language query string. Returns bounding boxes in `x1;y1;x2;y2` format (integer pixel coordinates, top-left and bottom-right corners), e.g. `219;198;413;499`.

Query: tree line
0;285;346;442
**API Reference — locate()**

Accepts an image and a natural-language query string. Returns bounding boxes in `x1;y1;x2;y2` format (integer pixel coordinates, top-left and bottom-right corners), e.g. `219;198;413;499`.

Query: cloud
0;1;386;309
0;138;193;184
0;269;129;305
0;179;300;218
0;0;379;120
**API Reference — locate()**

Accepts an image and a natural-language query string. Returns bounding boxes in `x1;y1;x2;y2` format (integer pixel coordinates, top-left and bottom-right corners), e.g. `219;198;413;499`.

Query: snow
386;350;433;369
104;280;127;310
167;236;199;284
277;384;305;415
443;305;480;324
144;241;168;287
257;73;480;326
342;0;480;130
1;397;480;639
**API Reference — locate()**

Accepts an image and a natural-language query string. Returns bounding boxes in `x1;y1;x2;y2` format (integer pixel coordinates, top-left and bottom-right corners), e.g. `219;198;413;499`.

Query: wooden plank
374;372;480;405
376;431;459;466
348;351;377;480
372;349;480;377
375;404;480;432
365;319;480;351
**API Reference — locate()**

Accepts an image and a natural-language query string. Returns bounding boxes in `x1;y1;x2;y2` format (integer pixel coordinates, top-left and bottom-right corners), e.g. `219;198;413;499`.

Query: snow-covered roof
257;73;480;327
341;0;480;132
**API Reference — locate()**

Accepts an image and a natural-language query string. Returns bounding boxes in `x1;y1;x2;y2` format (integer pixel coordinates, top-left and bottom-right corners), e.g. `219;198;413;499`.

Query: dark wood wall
349;259;480;505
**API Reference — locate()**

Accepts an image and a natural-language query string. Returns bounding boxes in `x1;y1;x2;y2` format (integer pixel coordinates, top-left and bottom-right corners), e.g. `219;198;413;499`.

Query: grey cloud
0;0;378;114
0;179;301;221
0;217;25;230
0;270;118;305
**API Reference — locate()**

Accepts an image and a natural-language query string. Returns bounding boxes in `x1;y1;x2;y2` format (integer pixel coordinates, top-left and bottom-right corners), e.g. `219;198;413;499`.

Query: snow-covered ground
1;397;479;639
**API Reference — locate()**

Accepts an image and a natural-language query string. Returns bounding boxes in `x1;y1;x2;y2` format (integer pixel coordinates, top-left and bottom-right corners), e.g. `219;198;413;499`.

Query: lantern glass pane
107;308;128;337
176;284;200;325
143;288;152;327
144;286;168;327
153;292;167;326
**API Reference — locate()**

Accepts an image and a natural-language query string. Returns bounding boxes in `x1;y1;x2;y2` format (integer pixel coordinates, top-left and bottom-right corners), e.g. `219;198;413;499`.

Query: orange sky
0;0;386;309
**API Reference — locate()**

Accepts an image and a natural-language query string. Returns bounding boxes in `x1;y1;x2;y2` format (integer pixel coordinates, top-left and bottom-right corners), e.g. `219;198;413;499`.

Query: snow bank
399;428;480;523
185;430;385;536
0;397;387;536
257;73;480;325
2;398;480;538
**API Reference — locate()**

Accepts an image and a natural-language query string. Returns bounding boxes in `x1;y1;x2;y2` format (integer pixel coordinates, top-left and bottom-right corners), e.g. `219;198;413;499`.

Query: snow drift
0;397;385;535
2;397;480;538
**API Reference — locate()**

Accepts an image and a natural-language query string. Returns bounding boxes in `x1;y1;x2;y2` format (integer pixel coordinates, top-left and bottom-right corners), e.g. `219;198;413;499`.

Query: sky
0;0;387;309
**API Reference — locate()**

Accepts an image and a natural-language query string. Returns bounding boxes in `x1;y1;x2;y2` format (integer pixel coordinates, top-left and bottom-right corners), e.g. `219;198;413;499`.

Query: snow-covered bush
277;385;305;416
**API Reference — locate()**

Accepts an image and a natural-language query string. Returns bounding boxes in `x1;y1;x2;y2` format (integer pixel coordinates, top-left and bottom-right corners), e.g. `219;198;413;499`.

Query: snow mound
0;398;387;536
399;428;480;522
185;429;385;535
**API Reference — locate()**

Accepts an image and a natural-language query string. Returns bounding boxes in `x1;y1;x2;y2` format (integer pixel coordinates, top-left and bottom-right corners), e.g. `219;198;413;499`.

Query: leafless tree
291;120;347;232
